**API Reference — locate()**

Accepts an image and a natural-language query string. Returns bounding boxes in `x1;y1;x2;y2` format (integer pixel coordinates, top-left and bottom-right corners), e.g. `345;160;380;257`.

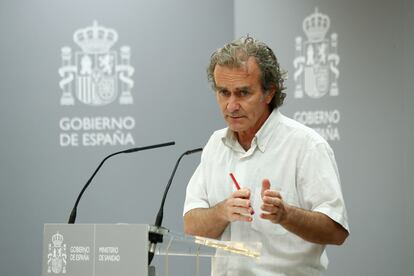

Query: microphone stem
69;150;128;224
154;148;202;227
155;153;186;227
68;141;175;224
149;147;201;266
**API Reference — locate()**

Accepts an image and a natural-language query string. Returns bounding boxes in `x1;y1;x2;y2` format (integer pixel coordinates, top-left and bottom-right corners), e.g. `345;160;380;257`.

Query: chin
226;119;245;130
228;124;245;133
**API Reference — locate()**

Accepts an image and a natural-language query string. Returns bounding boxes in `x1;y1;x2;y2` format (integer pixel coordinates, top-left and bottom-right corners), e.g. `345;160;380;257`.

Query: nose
226;96;240;113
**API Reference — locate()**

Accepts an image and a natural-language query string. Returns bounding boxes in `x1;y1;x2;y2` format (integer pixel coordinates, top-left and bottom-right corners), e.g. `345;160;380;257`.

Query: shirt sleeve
296;142;350;232
183;147;210;216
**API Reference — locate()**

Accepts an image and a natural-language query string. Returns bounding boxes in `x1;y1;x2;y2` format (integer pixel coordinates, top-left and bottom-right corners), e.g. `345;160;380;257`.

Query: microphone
154;148;203;227
148;147;202;265
67;141;175;224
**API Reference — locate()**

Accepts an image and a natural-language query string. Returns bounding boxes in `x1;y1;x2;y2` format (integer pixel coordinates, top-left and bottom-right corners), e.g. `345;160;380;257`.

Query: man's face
213;57;274;136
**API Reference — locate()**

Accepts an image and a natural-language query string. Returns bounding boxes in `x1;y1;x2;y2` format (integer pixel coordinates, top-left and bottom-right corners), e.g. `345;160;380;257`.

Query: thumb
261;179;271;198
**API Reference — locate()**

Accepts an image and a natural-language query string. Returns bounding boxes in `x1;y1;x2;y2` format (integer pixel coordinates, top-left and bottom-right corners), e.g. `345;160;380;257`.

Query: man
183;37;349;275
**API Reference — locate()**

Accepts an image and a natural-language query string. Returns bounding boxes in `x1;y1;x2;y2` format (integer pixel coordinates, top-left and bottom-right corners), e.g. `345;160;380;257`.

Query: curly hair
207;36;287;109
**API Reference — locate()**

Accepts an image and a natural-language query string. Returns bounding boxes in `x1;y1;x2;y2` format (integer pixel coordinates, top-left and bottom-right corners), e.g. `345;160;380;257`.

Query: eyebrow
215;86;251;91
235;86;251;92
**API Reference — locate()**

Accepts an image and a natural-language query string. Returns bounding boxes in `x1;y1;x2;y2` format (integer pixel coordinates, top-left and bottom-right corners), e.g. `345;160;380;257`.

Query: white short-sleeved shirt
184;109;349;276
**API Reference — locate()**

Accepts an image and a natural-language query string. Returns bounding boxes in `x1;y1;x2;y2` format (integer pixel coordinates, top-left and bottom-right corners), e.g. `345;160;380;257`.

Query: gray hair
207;36;287;109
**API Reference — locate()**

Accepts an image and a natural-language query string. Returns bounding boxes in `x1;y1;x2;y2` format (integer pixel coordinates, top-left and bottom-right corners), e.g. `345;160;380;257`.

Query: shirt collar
221;109;281;153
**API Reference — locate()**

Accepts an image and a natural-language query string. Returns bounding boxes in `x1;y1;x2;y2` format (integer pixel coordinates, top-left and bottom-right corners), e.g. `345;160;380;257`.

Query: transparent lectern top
154;229;262;259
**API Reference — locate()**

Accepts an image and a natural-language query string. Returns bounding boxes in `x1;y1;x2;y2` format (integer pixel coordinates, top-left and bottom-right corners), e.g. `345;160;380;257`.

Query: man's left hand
260;179;289;224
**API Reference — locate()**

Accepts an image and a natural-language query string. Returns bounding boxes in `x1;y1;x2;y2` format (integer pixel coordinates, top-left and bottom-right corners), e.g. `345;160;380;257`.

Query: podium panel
43;224;262;276
42;224;148;276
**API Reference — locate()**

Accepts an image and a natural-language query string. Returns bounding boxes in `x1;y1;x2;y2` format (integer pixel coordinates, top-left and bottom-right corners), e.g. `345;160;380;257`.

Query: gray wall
0;1;413;275
0;1;232;275
402;0;414;272
235;0;412;275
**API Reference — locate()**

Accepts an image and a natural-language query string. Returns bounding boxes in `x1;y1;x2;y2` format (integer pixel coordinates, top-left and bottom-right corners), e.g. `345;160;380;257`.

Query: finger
264;190;282;199
262;196;282;206
231;198;251;208
232;188;251;199
261;203;279;214
232;206;254;216
261;179;271;198
231;213;253;222
260;213;278;222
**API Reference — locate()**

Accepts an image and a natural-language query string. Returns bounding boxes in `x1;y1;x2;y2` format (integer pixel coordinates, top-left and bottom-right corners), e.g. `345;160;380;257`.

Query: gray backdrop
0;0;413;275
235;0;414;275
0;0;231;275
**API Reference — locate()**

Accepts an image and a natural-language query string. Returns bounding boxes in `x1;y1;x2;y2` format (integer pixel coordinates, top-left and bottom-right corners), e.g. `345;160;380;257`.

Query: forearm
184;204;229;239
281;206;348;245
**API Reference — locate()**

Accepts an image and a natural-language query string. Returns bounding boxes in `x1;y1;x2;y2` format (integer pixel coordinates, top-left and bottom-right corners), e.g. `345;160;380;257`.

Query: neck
237;137;253;151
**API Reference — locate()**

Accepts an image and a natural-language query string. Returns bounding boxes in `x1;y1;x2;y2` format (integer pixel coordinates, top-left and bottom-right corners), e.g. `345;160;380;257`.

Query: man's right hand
216;188;255;222
184;188;254;238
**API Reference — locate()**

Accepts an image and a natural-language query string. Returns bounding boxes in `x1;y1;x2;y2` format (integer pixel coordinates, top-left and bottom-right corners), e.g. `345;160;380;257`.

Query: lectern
42;224;261;276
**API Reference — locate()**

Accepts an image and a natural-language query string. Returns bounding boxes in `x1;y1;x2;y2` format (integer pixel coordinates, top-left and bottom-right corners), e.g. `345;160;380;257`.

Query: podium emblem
293;8;340;99
47;232;67;274
59;21;135;106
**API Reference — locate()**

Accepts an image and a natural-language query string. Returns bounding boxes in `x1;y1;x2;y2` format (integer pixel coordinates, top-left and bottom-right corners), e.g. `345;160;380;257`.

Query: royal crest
59;21;134;106
293;8;340;99
47;232;67;274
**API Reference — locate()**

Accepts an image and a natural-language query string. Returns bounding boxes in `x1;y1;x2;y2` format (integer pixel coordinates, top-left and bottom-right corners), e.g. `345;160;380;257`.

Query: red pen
229;172;241;190
229;172;254;216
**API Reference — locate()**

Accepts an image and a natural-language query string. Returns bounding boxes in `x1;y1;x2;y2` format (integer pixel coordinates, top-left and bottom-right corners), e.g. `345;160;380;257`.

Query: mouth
227;114;243;118
226;113;245;118
226;115;245;122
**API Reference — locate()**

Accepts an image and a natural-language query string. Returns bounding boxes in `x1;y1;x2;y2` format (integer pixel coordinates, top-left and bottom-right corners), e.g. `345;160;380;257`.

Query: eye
239;90;250;97
217;89;230;97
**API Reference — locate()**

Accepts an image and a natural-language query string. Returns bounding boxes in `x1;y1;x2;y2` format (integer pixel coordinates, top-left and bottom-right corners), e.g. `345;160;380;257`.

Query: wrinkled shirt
184;109;349;276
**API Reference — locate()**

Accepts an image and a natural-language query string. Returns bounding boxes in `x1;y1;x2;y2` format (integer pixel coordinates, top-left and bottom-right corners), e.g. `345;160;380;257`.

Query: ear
265;85;276;104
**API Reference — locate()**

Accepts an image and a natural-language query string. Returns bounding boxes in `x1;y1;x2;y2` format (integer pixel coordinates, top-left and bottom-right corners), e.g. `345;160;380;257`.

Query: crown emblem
73;21;118;54
302;8;330;43
294;7;340;101
51;232;64;247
